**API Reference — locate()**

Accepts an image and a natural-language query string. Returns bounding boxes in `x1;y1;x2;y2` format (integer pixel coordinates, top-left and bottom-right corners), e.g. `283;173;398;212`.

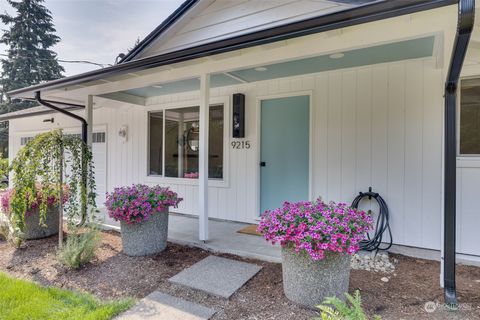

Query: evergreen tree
0;0;64;113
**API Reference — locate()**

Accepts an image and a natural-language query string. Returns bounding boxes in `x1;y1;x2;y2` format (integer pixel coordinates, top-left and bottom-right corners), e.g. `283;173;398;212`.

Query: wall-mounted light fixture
118;125;128;143
232;93;245;138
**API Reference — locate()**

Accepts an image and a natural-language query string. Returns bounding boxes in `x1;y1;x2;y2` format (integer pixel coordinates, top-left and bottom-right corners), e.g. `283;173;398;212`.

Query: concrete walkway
169;256;262;298
115;291;215;320
100;212;281;263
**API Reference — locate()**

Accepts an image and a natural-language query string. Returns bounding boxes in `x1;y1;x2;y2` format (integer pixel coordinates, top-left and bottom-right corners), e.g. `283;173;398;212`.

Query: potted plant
105;184;182;256
258;198;373;308
1;184;69;240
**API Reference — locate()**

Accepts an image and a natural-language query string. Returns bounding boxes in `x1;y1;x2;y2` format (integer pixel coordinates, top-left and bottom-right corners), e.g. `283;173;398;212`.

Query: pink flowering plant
1;185;69;217
257;198;373;260
105;184;182;224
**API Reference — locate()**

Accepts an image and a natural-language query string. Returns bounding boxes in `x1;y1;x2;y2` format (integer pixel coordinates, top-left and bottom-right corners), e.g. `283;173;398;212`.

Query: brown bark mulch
1;230;479;320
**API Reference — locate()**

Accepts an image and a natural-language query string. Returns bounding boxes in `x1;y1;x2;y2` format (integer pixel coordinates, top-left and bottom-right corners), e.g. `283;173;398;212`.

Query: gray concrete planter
120;209;169;256
23;206;60;240
281;245;350;308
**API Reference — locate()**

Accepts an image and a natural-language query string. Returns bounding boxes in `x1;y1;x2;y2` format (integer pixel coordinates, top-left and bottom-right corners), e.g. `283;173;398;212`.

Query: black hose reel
351;187;393;252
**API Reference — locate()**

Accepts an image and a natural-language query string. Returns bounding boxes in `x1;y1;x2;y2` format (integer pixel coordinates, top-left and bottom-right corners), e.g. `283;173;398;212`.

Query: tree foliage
0;0;64;113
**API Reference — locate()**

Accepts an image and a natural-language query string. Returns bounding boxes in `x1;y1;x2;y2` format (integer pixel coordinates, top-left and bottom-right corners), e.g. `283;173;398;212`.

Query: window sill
456;157;480;168
144;175;229;188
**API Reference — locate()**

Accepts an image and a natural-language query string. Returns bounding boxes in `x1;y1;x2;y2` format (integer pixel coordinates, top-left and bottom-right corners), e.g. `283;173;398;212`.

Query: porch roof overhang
110;35;437;100
7;0;456;102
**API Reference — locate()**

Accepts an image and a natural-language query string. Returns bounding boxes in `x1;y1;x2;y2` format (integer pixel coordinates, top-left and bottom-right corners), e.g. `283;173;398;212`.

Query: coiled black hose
351;188;393;252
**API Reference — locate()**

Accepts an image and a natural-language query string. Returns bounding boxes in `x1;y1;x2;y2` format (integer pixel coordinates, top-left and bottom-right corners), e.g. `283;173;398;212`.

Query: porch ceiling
118;35;435;99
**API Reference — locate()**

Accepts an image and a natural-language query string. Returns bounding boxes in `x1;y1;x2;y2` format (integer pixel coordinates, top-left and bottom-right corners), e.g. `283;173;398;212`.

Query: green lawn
0;272;134;320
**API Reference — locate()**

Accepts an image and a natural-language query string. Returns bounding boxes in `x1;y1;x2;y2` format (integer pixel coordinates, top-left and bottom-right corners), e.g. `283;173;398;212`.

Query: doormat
237;224;261;236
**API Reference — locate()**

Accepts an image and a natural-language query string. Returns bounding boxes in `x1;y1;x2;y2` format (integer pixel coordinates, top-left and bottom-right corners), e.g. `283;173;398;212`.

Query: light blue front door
260;95;310;215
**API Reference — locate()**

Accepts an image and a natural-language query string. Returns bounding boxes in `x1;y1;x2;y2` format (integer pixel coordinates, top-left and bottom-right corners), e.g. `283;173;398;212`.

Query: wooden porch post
199;74;210;241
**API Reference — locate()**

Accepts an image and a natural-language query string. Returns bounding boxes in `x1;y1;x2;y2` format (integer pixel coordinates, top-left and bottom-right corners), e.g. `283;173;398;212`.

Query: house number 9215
231;141;251;149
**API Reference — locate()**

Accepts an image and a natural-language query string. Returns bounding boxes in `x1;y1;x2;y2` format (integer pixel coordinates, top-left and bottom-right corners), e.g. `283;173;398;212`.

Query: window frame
145;96;230;187
457;77;480;158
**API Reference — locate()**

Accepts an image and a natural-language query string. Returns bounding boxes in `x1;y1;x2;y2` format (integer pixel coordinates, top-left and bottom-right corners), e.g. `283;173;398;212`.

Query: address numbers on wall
231;141;251;149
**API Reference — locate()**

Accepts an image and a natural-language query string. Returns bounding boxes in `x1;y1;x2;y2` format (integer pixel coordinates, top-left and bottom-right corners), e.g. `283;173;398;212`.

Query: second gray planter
23;206;60;240
281;245;351;308
120;209;169;256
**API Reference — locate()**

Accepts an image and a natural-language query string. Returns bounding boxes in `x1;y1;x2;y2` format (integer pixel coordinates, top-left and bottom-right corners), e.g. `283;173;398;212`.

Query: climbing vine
9;130;96;234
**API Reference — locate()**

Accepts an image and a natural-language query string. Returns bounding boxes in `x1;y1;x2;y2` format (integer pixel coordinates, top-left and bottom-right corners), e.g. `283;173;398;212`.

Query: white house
1;0;478;305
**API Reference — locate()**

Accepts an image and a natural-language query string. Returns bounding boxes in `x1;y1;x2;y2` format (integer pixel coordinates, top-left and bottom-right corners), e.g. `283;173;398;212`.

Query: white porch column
85;95;93;147
198;74;210;241
178;113;184;178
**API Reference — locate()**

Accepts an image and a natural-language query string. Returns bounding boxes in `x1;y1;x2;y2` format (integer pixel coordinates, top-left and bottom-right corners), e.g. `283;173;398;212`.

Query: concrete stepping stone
116;291;215;320
169;255;262;299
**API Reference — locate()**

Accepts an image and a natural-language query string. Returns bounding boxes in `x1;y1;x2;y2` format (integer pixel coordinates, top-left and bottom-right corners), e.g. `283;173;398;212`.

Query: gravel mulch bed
1;230;480;320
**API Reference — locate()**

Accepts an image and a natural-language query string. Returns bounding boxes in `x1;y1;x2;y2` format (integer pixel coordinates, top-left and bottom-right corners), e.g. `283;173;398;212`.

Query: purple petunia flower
105;184;182;224
257;198;373;261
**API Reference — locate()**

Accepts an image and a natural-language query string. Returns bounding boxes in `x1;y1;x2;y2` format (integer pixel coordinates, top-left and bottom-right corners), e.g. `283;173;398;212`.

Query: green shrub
58;227;100;269
316;290;380;320
0;158;8;189
0;218;10;241
0;217;22;247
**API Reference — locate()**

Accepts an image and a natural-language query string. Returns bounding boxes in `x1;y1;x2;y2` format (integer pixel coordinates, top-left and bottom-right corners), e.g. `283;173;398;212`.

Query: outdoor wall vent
232;93;245;138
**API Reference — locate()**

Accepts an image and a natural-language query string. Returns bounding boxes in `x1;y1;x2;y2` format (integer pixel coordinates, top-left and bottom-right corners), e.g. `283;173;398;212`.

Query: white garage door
92;132;107;208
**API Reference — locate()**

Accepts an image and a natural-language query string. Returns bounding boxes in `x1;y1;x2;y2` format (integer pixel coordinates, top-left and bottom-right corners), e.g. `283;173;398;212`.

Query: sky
0;0;184;76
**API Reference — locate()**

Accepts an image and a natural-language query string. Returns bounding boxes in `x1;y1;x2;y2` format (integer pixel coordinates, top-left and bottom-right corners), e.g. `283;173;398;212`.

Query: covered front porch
101;211;282;263
6;0;478;306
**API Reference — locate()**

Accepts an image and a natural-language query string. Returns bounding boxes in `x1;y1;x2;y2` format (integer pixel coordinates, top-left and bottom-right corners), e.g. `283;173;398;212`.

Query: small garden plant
1;130;99;267
105;184;182;224
1;184;69;217
317;290;381;320
58;227;100;269
7;130;96;235
0;158;8;188
258;198;373;260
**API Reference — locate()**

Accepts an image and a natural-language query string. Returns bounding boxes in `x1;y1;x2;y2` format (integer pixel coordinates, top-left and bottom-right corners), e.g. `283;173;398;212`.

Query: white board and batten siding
9;58;480;257
135;0;355;59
